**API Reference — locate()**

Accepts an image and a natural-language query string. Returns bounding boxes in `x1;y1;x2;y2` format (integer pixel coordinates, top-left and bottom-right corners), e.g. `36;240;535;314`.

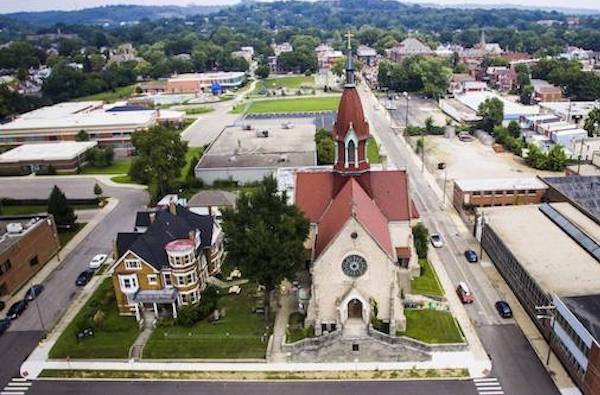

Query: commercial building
531;80;563;103
0;141;97;175
0;101;183;156
165;72;246;94
0;215;60;297
195;121;317;185
542;176;600;223
453;177;548;210
478;203;600;395
455;91;539;122
540;101;599;124
111;204;224;319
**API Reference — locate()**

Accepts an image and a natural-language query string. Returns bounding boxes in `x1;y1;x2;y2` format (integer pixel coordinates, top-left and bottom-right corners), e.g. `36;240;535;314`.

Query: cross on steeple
345;31;354;50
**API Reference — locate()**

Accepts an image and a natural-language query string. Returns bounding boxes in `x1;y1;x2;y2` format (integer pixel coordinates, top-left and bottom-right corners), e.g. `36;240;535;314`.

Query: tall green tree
128;126;188;197
48;185;77;229
315;128;335;164
412;222;429;259
477;98;504;133
584;108;600;137
221;176;310;319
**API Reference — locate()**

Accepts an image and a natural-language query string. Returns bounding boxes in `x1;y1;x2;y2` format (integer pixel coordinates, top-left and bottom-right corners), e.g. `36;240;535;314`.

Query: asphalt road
359;83;560;395
0;177;148;332
28;379;479;395
0;331;43;387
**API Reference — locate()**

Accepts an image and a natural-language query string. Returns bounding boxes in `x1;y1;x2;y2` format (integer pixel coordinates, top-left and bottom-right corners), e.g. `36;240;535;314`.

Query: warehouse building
478;203;600;394
166;72;246;94
195;121;316;185
453;177;547;211
0;141;97;175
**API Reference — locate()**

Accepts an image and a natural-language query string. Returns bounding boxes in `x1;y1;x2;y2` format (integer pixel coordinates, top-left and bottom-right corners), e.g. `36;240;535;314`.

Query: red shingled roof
314;178;393;258
333;87;370;141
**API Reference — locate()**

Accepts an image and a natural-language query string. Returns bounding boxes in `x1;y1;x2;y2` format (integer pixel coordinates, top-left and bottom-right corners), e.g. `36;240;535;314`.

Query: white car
88;254;108;269
430;233;444;248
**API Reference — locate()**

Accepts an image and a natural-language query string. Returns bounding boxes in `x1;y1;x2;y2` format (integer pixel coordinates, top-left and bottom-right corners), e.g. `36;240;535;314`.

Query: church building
295;41;420;337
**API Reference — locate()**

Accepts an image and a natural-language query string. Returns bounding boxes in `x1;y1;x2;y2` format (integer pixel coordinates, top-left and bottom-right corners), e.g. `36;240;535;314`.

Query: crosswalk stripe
1;392;26;395
474;378;499;382
476;382;501;387
9;379;26;383
3;387;29;392
7;384;30;387
478;392;504;395
478;386;502;390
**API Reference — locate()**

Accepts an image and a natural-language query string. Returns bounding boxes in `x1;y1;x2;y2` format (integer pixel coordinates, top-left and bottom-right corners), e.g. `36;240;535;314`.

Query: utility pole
442;168;448;208
33;291;46;337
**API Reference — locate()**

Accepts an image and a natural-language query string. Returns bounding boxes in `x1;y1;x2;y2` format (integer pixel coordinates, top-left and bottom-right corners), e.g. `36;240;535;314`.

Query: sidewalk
269;282;296;363
1;198;119;312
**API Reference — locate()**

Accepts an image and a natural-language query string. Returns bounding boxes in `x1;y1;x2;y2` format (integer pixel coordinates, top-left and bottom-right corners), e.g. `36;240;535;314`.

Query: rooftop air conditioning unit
6;223;24;234
256;130;269;138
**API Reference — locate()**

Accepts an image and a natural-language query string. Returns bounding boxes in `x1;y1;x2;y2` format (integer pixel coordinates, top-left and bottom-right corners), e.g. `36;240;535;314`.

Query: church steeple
332;31;370;175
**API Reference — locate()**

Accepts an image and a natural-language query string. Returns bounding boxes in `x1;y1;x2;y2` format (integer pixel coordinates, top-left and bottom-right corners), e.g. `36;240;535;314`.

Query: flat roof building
0;141;97;175
195;121;316;185
453;177;547;211
479;203;600;394
166;72;246;94
0;214;60;297
456;91;539;121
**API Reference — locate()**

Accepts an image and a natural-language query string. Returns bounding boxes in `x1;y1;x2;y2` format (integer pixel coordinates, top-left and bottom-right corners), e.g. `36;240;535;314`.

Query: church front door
347;299;363;319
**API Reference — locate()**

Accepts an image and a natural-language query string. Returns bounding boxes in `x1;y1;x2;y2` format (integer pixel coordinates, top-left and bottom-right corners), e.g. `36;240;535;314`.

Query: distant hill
2;4;228;27
416;2;600;15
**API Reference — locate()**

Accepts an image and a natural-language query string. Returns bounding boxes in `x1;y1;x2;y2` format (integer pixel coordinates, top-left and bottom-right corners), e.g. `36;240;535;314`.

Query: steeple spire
344;31;355;87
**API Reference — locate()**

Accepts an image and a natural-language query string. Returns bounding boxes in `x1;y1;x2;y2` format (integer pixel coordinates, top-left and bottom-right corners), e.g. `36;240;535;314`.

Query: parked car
75;270;95;286
431;233;444;248
6;300;28;320
88;254;108;270
495;301;513;318
456;282;474;304
24;284;44;301
0;318;11;335
464;249;479;263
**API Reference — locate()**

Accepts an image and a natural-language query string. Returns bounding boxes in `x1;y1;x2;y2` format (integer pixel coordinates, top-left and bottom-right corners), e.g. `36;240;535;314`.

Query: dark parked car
464;249;479;263
6;300;28;320
0;318;11;335
75;270;95;286
495;301;513;318
25;284;45;301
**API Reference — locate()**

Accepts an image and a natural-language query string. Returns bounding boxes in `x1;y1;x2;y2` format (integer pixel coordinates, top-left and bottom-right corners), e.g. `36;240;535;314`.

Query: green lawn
58;222;87;248
184;106;214;115
143;284;271;359
411;259;444;298
74;84;138;103
49;278;139;359
397;309;463;344
80;160;131;175
178;146;205;183
110;175;133;184
247;96;340;114
254;75;315;94
367;136;381;164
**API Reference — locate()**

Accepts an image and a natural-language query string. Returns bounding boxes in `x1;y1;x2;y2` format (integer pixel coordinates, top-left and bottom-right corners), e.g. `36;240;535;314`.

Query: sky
1;0;599;14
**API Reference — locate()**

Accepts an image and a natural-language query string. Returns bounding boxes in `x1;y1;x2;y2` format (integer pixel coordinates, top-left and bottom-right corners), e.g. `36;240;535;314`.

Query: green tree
418;57;452;99
584;108;600;137
315;128;335;164
507;121;521;138
47;185;77;229
129;126;188;197
477;97;504;133
519;84;534;105
525;144;547;170
75;130;89;141
412;222;429;259
331;56;363;78
221;176;310;319
546;145;567;171
424;117;435;134
255;64;270;79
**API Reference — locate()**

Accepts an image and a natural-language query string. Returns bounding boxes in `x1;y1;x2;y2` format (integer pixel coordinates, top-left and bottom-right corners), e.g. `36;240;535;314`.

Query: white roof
168;72;245;81
523;114;560;123
0;141;97;162
552;128;587;136
541;101;599;117
455;177;548;192
18;101;104;120
539;122;577;132
456;91;539;117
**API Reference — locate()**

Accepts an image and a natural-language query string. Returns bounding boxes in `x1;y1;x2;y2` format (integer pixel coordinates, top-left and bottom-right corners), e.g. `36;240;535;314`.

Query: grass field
254;75;314;94
143;284;271;359
178;146;205;182
58;223;87;248
411;259;444;297
74;84;138;103
184;106;214;115
367;136;381;164
80;160;131;175
247;96;340;114
397;309;463;344
49;278;139;359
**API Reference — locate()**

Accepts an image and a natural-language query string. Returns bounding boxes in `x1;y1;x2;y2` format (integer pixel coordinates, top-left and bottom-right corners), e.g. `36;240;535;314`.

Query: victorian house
294;43;420;337
111;203;224;320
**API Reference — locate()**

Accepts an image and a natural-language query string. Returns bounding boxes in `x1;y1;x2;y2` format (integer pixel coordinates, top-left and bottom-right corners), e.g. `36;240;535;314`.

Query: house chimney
149;212;156;224
189;230;195;242
169;201;177;216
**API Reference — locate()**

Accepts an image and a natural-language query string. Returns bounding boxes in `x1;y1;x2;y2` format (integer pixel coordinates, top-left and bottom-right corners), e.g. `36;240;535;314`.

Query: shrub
412;222;429;259
175;287;219;327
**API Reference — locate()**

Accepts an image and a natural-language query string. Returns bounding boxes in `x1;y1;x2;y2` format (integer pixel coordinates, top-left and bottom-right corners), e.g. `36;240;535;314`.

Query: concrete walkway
206;276;248;289
269;283;296;363
129;311;155;360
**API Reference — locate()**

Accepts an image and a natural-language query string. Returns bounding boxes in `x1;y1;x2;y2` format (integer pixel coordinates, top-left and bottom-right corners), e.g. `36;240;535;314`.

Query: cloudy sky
1;0;599;14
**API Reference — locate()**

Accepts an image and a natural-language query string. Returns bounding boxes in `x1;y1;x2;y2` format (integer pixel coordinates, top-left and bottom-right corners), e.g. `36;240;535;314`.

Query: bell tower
333;31;370;175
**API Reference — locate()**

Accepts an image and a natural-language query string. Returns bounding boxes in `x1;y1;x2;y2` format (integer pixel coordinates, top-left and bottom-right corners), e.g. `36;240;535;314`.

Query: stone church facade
295;42;419;339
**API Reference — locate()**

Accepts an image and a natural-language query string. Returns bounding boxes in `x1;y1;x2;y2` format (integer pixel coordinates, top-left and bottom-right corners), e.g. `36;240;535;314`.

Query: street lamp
32;285;47;337
536;304;557;367
403;91;410;130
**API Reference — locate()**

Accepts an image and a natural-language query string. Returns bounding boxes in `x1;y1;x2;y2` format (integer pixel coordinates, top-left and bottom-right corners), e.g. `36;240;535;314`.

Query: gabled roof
116;205;214;271
135;211;152;228
314;178;393;258
296;170;417;224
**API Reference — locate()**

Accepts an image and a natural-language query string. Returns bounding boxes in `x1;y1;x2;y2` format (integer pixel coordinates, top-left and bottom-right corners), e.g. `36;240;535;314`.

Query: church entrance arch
348;299;363;319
